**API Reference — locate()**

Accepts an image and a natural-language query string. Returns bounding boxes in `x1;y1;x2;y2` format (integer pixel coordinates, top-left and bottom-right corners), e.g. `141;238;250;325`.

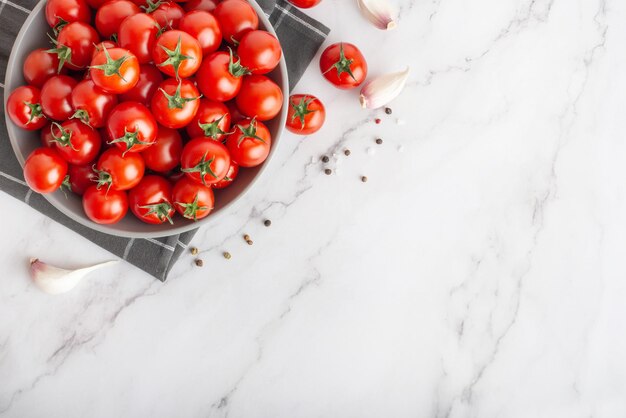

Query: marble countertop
2;0;625;416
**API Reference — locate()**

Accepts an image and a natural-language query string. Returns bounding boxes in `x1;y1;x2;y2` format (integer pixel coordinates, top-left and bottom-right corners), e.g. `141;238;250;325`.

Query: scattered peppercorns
375;118;381;124
190;247;199;256
344;149;351;156
243;234;251;241
324;168;332;175
223;252;232;260
361;176;368;182
385;107;392;115
375;138;383;145
264;219;272;227
321;155;330;163
194;259;204;267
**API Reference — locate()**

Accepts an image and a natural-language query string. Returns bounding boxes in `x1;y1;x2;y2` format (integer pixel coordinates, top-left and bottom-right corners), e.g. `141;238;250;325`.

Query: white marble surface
2;0;626;416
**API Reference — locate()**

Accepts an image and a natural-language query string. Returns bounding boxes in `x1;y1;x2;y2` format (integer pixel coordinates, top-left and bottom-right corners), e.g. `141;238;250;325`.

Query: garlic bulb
357;0;397;30
30;258;117;295
359;67;410;109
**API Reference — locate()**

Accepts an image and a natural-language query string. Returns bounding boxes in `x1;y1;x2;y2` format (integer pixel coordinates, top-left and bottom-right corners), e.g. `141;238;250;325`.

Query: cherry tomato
50;120;102;165
179;11;222;56
67;164;96;195
195;50;245;101
286;94;325;135
141;126;183;173
118;13;159;64
213;0;258;44
41;123;56;147
183;0;220;12
95;0;141;39
107;102;158;153
225;118;271;167
86;0;110;8
92;40;118;60
52;22;100;71
40;75;78;121
237;30;281;74
23;147;68;194
119;64;164;105
23;49;63;88
83;185;128;224
287;0;321;7
7;86;47;131
149;1;185;29
45;0;91;30
151;78;201;128
225;100;247;123
212;160;238;189
90;47;140;94
320;42;367;89
186;99;231;140
181;138;230;185
172;176;214;220
152;30;202;78
95;147;145;190
128;175;175;224
70;80;118;128
235;75;283;121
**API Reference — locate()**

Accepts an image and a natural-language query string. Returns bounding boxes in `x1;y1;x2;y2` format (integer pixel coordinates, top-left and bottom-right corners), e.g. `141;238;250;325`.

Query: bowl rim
4;0;289;239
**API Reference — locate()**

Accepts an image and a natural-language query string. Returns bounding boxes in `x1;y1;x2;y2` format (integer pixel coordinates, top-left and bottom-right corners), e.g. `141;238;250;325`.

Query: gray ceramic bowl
5;0;288;238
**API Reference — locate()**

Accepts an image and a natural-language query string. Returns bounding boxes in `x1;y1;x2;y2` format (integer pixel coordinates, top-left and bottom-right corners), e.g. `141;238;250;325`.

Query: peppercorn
321;155;330;163
223;252;231;260
324;168;332;175
194;259;204;267
246;239;253;246
190;247;199;256
344;149;351;156
375;138;383;145
385;107;392;115
264;219;272;227
243;234;251;241
361;176;368;182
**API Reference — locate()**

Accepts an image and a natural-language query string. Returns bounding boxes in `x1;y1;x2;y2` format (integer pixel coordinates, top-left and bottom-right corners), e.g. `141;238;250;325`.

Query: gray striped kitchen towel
0;0;329;281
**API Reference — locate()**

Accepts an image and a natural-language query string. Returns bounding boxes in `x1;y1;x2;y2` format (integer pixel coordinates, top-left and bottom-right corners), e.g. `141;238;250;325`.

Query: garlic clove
30;258;117;295
359;67;410;109
357;0;397;30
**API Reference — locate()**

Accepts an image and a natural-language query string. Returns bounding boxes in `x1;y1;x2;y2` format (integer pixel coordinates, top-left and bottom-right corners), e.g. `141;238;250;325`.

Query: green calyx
24;101;44;125
46;33;72;73
60;174;72;198
89;45;129;80
52;17;68;37
108;127;152;154
93;167;114;192
141;0;164;13
290;96;317;129
159;82;200;110
50;122;77;150
176;194;209;221
236;118;266;147
70;109;92;127
324;43;356;81
157;36;193;80
181;151;217;186
198;114;229;140
227;47;250;78
138;202;174;224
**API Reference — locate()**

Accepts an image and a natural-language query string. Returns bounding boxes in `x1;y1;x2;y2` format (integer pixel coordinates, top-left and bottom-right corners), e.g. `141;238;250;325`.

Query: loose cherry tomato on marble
237;30;281;75
67;164;97;195
23;147;68;194
186;99;231;140
119;64;164;106
141;126;183;173
179;10;222;56
106;101;158;153
225;118;271;167
70;80;118;128
52;22;100;71
23;49;63;88
181;138;231;185
172;176;214;220
151;78;201;129
183;0;220;12
95;0;141;39
95;147;145;191
286;94;325;135
287;0;321;7
148;0;185;29
45;0;91;30
90;47;140;94
152;30;203;78
118;13;159;64
195;50;246;102
40;75;77;121
7;86;47;131
320;42;368;89
213;0;258;44
235;75;283;121
83;185;128;224
212;160;238;189
129;175;176;224
50;120;102;165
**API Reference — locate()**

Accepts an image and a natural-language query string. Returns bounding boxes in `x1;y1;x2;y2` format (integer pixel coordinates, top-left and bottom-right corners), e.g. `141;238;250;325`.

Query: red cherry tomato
40;75;78;121
92;40;118;60
179;11;222;56
180;138;230;185
95;147;145;190
45;0;91;29
172;176;214;220
151;78;201;129
107;101;158;153
67;164;97;195
141;126;183;173
119;64;164;106
23;49;63;88
235;75;283;121
285;94;325;135
7;86;47;131
225;118;271;167
319;42;368;89
70;80;118;128
152;30;203;78
50;120;102;165
41;123;56;147
225;100;247;123
183;0;220;12
23;147;68;194
195;50;245;101
128;175;176;224
286;0;321;7
237;30;281;74
149;1;185;29
118;13;159;64
53;22;100;71
83;185;128;224
90;47;140;94
86;0;110;8
212;160;238;189
186;99;231;140
95;0;140;38
213;0;258;44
